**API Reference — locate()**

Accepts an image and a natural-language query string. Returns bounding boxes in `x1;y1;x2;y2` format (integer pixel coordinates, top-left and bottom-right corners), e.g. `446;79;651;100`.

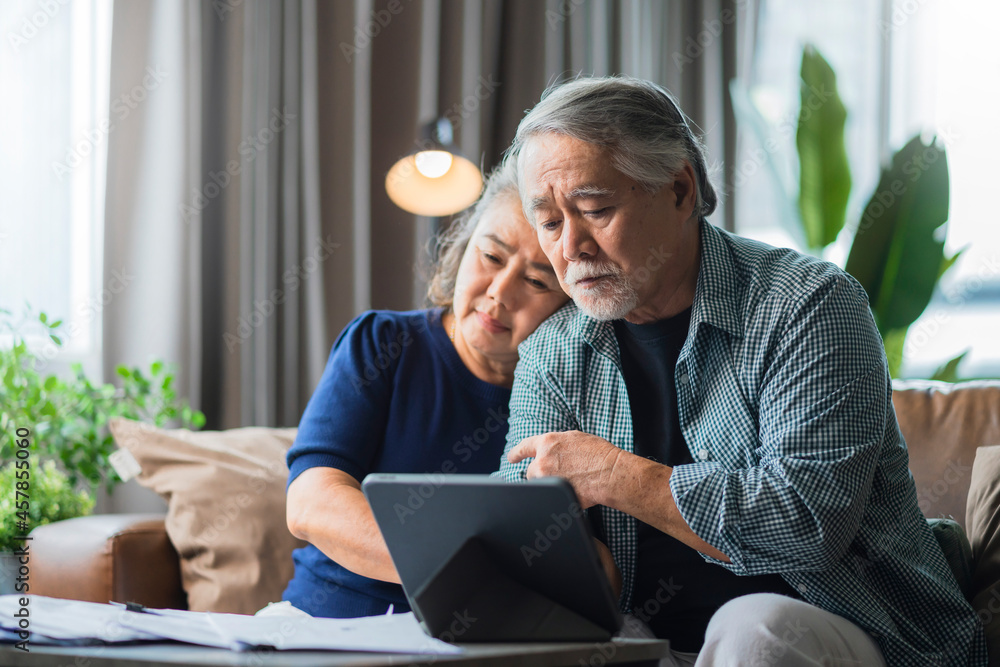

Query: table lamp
385;118;483;217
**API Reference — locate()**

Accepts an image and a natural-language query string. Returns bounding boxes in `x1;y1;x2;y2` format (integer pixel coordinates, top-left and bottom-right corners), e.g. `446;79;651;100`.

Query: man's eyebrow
483;233;556;275
529;196;552;214
567;185;616;200
529;186;616;214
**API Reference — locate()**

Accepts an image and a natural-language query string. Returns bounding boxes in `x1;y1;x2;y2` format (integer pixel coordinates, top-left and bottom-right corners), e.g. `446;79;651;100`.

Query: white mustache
564;261;624;285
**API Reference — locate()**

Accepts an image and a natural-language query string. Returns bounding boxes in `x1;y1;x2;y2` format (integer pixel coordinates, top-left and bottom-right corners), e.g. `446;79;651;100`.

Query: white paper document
0;595;462;654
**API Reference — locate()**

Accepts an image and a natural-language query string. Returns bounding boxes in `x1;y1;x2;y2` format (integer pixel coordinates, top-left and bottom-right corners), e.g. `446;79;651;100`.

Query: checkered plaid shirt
496;219;986;666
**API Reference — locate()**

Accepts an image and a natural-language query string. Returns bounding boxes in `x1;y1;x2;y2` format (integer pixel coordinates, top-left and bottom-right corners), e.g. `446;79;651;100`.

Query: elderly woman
281;162;570;618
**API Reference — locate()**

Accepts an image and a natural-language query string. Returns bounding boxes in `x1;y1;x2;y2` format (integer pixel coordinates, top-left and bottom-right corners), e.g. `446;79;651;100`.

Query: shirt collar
570;218;744;350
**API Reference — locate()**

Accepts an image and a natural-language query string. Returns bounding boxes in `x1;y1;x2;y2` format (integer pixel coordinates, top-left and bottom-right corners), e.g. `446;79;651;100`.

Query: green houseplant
0;305;205;560
794;46;964;380
731;45;965;379
0;460;93;594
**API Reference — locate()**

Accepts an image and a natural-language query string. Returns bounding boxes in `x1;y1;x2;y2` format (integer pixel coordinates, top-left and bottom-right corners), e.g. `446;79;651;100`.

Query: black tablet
362;473;623;643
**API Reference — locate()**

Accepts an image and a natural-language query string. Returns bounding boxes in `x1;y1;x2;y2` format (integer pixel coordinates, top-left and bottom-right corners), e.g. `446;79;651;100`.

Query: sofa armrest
30;513;187;610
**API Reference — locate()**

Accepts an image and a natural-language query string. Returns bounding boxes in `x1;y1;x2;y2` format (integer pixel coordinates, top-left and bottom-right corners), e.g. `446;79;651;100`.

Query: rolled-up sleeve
669;274;890;575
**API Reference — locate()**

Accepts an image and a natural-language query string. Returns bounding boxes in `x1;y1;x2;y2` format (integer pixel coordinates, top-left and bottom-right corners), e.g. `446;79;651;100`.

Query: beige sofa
27;381;1000;633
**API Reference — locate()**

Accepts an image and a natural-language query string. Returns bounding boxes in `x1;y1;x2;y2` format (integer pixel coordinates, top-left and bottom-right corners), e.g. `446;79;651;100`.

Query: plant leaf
797;44;852;251
845;135;949;334
882;328;907;379
938;247;965;281
930;350;968;383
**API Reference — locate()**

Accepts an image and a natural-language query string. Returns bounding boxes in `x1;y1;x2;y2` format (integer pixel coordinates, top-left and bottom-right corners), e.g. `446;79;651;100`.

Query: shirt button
679;373;690;385
797;583;808;593
698;448;710;460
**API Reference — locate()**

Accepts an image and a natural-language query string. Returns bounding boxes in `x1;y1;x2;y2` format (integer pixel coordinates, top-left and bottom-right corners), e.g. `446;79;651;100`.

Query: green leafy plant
842;135;962;377
0;305;205;550
792;46;965;380
0;460;94;553
730;45;966;380
796;45;852;253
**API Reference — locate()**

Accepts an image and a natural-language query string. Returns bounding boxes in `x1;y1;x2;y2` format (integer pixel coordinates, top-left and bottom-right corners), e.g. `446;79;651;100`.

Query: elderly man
496;76;985;666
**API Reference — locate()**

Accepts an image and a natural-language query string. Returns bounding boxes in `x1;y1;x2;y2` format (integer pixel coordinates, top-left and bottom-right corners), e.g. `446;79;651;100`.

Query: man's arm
513;273;890;576
508;432;730;562
495;338;623;596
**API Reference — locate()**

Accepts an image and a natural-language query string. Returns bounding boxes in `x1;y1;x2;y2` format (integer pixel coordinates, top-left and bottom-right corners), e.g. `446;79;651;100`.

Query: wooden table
0;637;672;667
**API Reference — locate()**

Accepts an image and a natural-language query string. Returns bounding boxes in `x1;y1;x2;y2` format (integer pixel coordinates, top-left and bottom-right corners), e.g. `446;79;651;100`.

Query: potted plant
0;305;204;591
0;460;93;594
731;46;965;380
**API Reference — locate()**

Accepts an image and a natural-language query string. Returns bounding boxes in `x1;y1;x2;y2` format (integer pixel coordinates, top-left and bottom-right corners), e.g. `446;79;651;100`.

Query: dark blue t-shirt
614;308;798;652
283;308;511;617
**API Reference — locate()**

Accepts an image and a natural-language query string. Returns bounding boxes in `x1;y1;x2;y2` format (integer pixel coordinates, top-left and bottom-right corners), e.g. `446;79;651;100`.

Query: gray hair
425;160;520;308
507;75;717;219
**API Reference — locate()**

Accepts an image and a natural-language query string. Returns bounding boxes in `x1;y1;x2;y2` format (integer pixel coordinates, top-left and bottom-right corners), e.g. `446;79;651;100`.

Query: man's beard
563;260;639;321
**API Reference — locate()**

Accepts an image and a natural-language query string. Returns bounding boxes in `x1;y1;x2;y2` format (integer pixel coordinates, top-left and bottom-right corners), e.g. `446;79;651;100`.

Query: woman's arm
286;466;400;584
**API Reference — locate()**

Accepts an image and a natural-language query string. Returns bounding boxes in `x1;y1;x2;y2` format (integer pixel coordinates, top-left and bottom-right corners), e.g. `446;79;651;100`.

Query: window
0;0;112;377
734;0;1000;379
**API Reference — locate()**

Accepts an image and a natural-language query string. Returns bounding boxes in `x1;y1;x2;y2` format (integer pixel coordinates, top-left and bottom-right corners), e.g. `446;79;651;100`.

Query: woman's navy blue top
282;308;512;618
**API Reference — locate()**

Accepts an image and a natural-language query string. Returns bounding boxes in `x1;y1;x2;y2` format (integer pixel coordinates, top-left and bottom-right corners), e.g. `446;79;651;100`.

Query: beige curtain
102;0;749;460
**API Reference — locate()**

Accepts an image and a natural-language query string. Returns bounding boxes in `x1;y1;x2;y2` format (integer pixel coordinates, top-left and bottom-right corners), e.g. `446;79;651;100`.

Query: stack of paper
0;595;462;654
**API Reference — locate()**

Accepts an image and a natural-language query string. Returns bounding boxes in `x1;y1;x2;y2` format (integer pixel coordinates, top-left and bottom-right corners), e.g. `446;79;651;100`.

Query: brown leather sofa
28;380;1000;610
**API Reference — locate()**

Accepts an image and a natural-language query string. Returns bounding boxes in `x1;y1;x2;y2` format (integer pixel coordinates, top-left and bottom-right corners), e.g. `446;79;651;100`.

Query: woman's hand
592;538;622;600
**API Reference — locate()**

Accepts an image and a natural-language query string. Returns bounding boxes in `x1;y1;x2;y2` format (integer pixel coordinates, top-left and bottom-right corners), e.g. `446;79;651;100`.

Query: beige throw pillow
966;444;1000;657
108;418;305;614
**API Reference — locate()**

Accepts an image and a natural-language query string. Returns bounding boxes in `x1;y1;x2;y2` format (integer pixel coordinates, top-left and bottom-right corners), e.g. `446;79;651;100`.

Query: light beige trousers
620;593;887;667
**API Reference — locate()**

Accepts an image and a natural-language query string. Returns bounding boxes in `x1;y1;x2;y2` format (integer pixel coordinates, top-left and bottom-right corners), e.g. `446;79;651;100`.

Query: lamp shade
385;118;483;217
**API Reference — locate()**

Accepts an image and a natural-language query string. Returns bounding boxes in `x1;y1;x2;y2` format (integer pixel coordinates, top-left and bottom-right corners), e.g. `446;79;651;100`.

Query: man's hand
507;430;623;508
592;537;622;600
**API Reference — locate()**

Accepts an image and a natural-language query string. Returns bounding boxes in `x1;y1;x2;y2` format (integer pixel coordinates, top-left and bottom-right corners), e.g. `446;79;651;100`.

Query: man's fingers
507;437;538;464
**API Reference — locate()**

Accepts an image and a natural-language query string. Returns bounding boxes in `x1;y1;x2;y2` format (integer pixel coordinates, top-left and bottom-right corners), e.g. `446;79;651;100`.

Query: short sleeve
287;312;411;486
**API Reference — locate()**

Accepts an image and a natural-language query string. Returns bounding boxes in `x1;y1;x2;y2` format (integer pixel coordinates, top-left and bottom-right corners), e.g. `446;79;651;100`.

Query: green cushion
927;517;975;599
